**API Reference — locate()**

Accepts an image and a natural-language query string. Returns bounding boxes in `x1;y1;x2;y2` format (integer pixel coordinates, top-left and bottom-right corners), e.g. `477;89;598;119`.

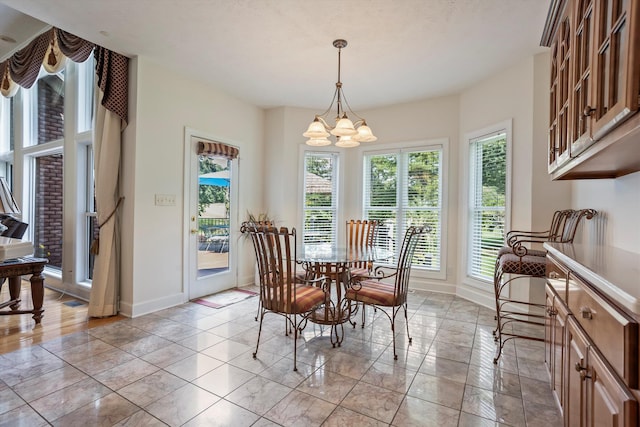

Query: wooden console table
0;257;48;324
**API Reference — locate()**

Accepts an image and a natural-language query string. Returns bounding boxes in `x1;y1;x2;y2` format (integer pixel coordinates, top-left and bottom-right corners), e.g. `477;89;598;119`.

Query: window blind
468;131;507;282
363;148;442;270
303;152;338;244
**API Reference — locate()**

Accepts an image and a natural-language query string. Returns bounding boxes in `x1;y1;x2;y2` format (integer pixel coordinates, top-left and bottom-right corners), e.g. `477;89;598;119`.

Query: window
363;146;443;271
302;152;339;244
0;56;97;298
467;129;508;282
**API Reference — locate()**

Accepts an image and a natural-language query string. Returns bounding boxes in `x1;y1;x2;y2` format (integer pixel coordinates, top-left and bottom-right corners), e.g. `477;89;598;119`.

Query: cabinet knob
580;306;593;319
583;106;596;117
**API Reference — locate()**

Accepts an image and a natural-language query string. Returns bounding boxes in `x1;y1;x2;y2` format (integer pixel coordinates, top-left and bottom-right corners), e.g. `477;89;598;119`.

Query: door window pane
198;155;230;276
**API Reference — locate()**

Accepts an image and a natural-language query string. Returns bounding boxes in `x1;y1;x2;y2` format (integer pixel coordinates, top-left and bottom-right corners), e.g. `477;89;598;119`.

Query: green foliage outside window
198;157;229;216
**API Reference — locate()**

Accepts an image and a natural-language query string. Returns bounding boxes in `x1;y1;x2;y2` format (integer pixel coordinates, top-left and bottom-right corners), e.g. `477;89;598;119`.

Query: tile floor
0;288;561;426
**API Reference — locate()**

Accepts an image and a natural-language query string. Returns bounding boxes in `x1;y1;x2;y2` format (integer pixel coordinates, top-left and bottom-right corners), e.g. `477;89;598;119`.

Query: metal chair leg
253;309;265;360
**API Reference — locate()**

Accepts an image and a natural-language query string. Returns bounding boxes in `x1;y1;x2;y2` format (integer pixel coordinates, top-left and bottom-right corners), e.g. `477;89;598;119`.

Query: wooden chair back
393;225;430;305
252;226;300;314
346;219;379;271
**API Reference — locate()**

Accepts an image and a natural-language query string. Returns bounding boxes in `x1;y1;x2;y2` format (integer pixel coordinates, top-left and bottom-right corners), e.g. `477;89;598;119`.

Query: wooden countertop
544;243;640;316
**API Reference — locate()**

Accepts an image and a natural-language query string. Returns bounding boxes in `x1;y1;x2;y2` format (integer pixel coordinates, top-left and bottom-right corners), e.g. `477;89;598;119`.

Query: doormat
192;288;257;309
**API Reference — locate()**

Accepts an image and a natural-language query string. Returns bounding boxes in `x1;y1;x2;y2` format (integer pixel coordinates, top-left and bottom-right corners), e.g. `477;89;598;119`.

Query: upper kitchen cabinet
541;0;640;179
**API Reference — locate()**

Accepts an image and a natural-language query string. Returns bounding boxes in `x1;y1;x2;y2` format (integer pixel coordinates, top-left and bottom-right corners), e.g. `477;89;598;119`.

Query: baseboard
409;277;457;295
456;281;495;311
124;292;186;318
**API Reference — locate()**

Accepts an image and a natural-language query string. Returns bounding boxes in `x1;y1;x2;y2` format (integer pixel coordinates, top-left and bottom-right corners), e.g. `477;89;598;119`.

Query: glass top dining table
297;244;393;264
295;243;393;347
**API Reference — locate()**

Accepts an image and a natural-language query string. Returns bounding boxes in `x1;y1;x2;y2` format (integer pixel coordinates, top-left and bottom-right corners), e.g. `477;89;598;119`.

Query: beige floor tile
183;399;260;427
144;383;219;426
407;372;466;410
323;406;387;427
341;381;405;424
226;376;292;415
164;353;224;381
0;404;48;426
117;370;187;408
12;364;87;402
296;367;358;404
0;289;564;427
192;363;256;397
29;377;111;421
461;385;526;426
264;389;336;427
392;395;460;427
51;392;139;427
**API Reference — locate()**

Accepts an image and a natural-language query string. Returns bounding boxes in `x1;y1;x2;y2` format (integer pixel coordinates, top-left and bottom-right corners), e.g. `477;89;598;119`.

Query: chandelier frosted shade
335;135;360;148
356;123;377;142
304;39;376;147
306;137;332;146
303;120;330;138
331;117;358;136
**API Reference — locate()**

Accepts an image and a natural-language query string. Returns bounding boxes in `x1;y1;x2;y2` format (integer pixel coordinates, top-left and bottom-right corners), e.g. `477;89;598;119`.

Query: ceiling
0;0;551;111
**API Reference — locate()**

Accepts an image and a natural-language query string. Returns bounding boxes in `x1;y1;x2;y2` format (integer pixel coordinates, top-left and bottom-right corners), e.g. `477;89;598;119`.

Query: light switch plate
155;194;176;206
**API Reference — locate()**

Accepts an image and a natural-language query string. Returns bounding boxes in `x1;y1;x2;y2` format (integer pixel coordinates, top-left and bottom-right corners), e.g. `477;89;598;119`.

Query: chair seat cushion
498;253;546;276
349;267;370;278
264;284;325;315
497;246;547;259
346;280;397;306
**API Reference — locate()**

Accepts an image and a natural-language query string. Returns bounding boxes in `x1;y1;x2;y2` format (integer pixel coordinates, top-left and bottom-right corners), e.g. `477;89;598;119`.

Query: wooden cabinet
566;317;638;427
548;0;573;171
546;284;570;411
545;251;639;426
545;255;570;411
542;0;640;179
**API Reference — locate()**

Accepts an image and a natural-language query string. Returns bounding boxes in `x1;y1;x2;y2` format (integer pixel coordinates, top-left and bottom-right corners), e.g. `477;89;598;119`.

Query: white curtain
88;90;122;317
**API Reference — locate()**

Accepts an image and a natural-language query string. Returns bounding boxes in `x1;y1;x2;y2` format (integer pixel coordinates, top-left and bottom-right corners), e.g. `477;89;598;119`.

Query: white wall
572;172;640;253
122;51;639;318
457;53;571;307
120;56;264;317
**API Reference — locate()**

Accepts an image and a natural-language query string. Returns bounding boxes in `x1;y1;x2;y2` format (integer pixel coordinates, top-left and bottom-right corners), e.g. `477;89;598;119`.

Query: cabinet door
586;346;638;427
546;283;569;413
590;0;640;138
571;0;596;155
566;317;589;426
554;298;569;412
550;1;573;172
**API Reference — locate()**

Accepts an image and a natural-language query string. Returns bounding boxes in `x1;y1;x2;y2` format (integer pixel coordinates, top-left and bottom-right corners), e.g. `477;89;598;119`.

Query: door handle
190;229;199;234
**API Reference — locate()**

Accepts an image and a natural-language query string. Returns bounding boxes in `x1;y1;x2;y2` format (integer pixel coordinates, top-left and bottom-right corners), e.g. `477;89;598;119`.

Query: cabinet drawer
567;271;639;388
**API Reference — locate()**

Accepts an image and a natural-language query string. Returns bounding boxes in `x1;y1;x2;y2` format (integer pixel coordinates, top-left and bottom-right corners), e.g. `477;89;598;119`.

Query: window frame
358;138;449;280
462;120;512;286
299;148;341;245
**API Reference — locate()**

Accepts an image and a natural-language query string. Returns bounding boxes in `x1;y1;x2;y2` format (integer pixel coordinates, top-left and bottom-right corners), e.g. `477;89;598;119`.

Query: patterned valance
0;27;128;125
197;141;239;160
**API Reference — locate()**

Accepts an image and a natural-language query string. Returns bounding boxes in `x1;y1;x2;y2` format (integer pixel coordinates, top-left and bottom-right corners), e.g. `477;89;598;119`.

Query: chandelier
303;39;377;148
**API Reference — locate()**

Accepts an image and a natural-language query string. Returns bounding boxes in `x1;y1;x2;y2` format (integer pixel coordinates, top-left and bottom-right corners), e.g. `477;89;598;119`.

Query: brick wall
33;78;65;268
34;155;63;268
37;78;64;144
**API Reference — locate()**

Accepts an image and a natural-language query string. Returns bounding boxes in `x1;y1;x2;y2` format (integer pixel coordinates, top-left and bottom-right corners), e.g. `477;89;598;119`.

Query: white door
184;130;238;299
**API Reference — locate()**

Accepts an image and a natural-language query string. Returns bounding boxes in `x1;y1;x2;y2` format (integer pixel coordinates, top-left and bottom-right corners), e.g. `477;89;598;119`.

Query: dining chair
250;225;327;371
346;225;430;360
241;220;275;322
344;219;379;328
492;208;596;362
